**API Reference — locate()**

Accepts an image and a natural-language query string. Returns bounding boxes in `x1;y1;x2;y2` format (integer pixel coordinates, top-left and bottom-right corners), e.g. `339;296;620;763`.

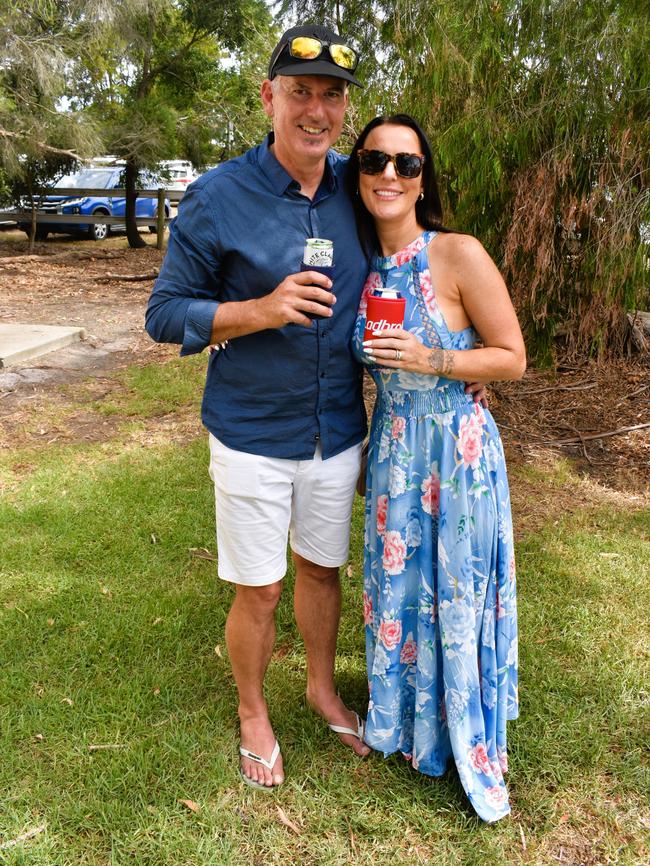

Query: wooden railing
3;187;186;250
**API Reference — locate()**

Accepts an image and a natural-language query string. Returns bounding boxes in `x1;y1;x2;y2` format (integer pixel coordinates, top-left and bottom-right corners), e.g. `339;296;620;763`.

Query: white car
161;160;198;192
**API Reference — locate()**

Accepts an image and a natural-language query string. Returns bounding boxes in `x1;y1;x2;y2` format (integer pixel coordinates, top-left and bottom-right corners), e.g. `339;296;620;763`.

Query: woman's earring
418;192;424;201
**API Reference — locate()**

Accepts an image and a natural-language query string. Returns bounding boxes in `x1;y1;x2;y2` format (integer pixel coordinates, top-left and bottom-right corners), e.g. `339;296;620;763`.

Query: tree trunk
125;159;146;249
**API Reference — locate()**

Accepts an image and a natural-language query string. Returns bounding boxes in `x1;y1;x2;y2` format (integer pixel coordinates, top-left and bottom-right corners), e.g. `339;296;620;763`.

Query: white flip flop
328;711;365;743
239;740;282;791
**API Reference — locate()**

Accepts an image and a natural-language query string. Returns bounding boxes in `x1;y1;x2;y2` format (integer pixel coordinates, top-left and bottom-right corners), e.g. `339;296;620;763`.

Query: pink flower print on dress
484;785;509;811
420;467;441;515
418;268;441;319
468;743;492;775
509;555;516;583
473;400;487;426
399;636;417;665
490;759;504;782
378;617;402;651
363;590;373;626
376;494;388;536
457;413;484;469
394;234;427;267
391;416;406;440
382;530;407;575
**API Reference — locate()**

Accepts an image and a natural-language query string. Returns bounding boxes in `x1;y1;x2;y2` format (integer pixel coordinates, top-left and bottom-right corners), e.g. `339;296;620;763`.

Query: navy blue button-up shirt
145;135;368;459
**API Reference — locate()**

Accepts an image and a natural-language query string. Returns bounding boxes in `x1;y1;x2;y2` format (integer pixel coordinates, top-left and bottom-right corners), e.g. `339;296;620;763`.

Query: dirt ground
1;230;648;512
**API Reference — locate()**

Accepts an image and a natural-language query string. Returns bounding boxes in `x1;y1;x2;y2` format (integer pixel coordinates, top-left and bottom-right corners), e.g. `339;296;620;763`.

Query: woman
350;115;525;822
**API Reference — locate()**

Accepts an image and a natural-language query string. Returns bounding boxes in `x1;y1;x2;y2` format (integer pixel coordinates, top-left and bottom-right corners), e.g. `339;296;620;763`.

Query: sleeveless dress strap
410;232;454;350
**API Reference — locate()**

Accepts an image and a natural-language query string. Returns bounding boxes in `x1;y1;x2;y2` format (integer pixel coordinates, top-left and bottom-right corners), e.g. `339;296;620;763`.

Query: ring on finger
395;349;402;361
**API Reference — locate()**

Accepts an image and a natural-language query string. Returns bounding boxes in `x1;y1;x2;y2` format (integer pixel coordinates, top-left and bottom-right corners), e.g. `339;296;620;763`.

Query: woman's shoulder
430;231;486;260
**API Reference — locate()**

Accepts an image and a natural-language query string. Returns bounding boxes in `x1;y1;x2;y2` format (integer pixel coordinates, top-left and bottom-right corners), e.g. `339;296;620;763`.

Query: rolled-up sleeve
145;184;222;355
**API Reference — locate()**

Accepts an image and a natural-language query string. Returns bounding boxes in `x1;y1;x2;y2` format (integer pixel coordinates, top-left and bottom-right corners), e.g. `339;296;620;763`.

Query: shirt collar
259;132;338;198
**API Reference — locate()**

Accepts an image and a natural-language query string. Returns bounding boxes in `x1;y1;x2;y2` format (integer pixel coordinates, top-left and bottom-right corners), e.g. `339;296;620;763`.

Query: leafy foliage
280;0;650;360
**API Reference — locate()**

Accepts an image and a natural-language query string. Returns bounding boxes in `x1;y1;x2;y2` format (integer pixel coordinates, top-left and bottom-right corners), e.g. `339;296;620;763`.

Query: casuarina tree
281;0;649;361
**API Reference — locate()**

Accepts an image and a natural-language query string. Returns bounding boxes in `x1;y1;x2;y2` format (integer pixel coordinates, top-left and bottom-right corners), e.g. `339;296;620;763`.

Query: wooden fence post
157;188;166;251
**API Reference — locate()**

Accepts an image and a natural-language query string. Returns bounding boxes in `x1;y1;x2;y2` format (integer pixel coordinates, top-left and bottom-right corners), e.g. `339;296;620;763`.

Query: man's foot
239;715;284;788
306;689;371;757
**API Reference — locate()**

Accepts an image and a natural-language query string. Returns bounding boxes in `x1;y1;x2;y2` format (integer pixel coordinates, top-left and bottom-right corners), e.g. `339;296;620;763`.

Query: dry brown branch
540;423;650;446
0;250;122;266
0;825;46;849
0;127;87;162
189;547;217;561
520;382;597;396
617;383;650;404
94;270;159;283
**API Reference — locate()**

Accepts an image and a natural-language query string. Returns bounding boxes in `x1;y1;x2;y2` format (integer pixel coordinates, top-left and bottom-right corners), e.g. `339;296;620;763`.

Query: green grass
1;390;648;864
90;354;206;418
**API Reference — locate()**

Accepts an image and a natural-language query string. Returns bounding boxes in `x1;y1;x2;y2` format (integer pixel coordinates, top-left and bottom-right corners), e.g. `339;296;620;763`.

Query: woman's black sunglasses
358;149;425;179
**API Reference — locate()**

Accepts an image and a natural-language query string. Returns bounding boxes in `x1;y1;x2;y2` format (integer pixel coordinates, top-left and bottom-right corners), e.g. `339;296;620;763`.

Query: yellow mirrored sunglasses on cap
288;36;358;72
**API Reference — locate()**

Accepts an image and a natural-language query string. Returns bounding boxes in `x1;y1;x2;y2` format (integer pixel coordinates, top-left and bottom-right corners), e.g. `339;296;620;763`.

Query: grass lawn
0;358;648;865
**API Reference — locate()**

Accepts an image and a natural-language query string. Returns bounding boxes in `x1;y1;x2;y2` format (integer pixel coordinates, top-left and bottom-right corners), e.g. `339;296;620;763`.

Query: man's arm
145;183;337;352
145;184;223;355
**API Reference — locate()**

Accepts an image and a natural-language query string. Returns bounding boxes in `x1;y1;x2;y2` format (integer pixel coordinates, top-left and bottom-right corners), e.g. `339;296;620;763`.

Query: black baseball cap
268;24;362;87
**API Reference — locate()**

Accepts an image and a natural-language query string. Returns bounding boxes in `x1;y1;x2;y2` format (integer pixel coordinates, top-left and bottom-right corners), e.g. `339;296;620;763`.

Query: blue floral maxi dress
352;231;519;823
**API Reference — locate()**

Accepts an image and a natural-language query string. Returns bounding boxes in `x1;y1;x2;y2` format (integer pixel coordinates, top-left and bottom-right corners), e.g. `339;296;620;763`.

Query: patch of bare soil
1;231;648;513
0;231;181;444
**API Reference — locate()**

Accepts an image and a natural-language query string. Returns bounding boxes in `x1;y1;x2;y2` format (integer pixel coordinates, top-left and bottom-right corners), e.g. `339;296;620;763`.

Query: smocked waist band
375;386;472;416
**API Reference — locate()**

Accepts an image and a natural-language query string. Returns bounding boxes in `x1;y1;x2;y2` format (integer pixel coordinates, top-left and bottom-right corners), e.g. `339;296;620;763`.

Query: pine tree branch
0;127;87;161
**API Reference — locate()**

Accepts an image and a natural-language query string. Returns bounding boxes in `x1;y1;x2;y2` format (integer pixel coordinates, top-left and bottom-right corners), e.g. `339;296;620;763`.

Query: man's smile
299;124;328;135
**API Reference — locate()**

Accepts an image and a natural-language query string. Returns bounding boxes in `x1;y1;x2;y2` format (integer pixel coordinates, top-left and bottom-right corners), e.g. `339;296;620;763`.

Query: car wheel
88;212;109;241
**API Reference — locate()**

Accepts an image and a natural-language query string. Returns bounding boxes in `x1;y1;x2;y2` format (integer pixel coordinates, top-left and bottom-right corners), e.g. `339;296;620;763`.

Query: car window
55;170;114;189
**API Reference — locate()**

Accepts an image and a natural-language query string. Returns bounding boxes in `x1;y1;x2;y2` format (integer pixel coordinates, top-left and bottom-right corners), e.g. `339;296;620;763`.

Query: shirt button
320;371;326;378
321;331;327;338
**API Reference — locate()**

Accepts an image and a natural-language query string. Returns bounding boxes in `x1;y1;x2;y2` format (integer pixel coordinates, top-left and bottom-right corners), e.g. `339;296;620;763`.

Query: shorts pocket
209;435;261;498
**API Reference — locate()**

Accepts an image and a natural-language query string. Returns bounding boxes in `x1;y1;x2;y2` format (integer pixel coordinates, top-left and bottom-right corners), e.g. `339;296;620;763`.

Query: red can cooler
364;291;406;342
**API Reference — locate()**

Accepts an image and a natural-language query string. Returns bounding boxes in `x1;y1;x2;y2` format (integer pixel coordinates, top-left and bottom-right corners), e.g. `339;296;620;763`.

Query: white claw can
302;238;334;268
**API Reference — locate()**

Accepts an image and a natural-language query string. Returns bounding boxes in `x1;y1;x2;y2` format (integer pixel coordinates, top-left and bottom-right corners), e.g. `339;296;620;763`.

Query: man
146;23;371;790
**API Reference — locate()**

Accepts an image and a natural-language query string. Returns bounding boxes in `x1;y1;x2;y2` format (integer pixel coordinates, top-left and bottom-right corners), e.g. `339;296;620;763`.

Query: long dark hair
348;114;451;257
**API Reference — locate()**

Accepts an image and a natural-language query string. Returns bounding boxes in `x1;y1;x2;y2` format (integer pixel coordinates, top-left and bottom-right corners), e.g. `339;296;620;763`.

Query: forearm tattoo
427;348;456;376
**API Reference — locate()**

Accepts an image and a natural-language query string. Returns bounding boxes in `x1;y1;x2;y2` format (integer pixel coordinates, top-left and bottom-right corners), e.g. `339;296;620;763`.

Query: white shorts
208;434;362;586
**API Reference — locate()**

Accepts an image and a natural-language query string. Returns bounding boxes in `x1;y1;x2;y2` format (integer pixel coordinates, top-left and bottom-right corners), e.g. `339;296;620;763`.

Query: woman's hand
362;327;430;374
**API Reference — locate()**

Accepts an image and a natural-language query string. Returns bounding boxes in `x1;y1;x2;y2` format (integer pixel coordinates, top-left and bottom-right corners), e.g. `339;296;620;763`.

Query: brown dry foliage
504;129;648;361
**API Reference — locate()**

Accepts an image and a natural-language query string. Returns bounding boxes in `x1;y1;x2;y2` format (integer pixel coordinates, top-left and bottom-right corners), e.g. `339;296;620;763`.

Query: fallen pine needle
276;805;301;835
0;824;46;849
189;547;217;561
519;822;527;851
88;743;127;751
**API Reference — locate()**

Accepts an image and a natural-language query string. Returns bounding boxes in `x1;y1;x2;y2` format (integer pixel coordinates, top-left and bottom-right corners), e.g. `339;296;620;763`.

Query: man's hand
209;271;336;343
465;381;489;408
255;271;335;329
